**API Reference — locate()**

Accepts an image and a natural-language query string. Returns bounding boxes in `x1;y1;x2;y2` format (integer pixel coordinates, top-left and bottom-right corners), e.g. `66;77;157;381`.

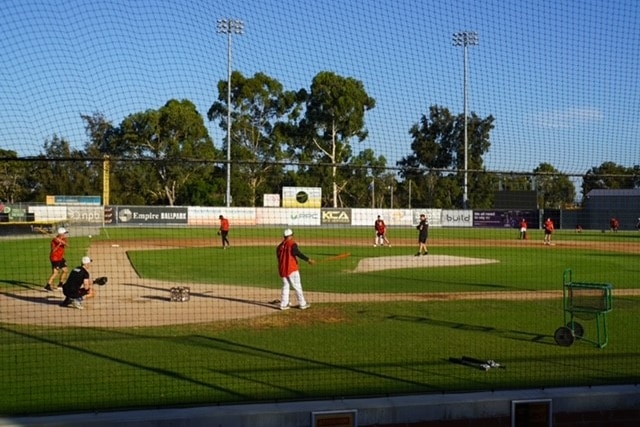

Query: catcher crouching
60;257;108;310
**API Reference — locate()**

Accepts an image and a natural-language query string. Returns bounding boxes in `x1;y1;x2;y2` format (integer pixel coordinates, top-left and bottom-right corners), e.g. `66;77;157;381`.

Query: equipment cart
554;269;613;348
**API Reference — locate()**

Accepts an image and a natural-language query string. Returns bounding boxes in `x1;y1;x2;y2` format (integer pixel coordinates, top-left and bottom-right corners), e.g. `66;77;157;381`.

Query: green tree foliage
293;71;376;207
398;106;495;208
339;148;387;207
533;163;576;208
0;149;29;203
26;136;95;201
582;161;637;195
112;99;217;206
208;72;301;206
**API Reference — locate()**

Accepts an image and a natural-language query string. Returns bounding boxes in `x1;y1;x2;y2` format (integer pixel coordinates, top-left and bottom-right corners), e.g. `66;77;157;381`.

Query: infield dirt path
2;237;638;328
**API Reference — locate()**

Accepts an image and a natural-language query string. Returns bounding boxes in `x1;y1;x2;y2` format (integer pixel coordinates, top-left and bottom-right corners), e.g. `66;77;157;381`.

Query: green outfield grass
1;297;638;414
0;227;638;416
126;244;639;292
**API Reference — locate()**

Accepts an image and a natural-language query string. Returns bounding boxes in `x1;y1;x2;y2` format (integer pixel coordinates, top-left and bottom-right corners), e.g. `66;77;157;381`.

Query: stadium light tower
453;31;478;209
217;18;244;207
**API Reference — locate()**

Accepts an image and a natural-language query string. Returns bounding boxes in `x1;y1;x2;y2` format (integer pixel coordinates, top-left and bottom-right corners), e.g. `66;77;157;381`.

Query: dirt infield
1;237;639;328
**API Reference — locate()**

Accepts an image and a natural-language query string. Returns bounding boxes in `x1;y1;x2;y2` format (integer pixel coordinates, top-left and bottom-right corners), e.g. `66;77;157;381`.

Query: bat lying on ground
449;356;506;371
462;355;506;369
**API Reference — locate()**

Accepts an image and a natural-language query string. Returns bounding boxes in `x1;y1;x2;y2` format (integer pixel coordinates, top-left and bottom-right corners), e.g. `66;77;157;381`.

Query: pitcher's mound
355;255;499;273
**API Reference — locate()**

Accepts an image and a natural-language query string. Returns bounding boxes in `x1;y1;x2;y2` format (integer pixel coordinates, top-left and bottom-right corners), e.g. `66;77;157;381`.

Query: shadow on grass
387;314;555;346
0;325;252;401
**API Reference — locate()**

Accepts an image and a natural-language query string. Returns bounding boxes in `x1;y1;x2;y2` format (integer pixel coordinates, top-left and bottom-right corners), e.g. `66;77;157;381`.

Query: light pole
217;18;244;207
453;31;478;209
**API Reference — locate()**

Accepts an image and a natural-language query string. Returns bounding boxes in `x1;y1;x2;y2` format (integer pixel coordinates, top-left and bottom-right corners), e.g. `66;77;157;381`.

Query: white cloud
534;107;603;129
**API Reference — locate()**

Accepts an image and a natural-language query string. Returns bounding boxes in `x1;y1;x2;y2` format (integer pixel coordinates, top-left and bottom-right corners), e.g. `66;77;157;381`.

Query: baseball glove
93;276;108;286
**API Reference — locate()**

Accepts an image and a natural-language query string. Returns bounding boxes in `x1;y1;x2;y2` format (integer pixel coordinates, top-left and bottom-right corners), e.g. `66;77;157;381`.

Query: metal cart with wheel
554;269;613;348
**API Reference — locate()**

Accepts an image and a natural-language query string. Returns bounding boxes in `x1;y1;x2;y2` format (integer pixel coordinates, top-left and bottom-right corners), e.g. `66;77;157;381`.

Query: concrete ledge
1;384;638;427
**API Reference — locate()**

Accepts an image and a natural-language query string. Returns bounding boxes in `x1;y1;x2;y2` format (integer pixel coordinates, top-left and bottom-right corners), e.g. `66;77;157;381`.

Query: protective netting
1;0;639;418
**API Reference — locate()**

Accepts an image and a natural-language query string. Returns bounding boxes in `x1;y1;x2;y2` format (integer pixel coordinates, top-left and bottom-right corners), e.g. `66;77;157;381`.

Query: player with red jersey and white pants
374;215;391;247
45;227;69;292
276;228;315;311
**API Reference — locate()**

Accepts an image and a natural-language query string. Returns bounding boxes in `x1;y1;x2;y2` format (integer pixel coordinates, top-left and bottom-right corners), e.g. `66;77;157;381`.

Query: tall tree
398;106;495;208
295;71;376;207
208;72;300;206
533;163;576;208
338;148;387;207
27;136;94;201
0;149;29;203
582;161;636;195
116;99;217;205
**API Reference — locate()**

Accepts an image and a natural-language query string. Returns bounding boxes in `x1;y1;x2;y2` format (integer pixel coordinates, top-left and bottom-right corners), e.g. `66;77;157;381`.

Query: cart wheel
554;326;575;346
567;321;584;338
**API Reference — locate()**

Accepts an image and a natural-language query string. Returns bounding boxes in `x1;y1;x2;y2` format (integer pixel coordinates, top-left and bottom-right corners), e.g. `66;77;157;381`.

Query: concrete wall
2;385;638;427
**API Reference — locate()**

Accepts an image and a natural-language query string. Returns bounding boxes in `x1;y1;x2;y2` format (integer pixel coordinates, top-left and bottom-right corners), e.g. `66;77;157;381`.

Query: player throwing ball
276;228;315;311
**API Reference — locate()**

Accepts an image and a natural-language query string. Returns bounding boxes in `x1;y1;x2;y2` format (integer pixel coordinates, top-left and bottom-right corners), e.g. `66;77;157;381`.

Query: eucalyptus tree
294;71;376;207
398;105;495;208
116;99;217;205
208;71;302;206
582;161;636;194
28;136;93;201
0;149;29;203
533;163;576;208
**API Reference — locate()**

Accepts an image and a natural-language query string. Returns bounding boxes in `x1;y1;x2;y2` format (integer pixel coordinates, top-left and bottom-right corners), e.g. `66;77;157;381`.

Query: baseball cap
283;228;293;237
82;256;92;265
57;227;68;235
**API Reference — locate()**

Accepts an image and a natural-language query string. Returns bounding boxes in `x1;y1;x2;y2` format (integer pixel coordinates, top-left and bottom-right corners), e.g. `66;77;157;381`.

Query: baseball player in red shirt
276;228;315;310
543;218;555;245
218;215;230;249
45;227;70;292
374;215;391;247
519;218;528;240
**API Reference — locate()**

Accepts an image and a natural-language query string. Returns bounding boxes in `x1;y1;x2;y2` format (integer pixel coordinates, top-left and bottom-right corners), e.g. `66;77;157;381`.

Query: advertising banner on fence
473;210;509;227
441;210;473;227
321;208;352;225
256;208;321;226
106;206;189;225
263;194;280;207
282;187;322;208
473;210;539;228
351;209;413;226
412;209;442;227
67;206;104;224
187;207;256;226
46;195;101;205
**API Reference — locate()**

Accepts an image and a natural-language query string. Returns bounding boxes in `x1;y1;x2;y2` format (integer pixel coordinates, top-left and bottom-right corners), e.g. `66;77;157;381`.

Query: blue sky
1;0;639;177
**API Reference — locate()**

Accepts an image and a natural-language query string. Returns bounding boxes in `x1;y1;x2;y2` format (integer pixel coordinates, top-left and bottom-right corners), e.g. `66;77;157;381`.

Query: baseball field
0;226;639;415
